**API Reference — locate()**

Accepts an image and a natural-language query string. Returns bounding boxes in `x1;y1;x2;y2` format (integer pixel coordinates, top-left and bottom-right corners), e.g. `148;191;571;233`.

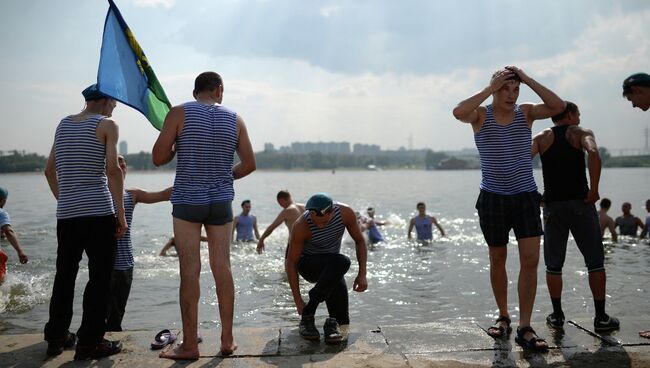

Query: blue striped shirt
171;102;238;205
474;104;537;195
54;115;115;219
302;204;345;255
114;190;134;270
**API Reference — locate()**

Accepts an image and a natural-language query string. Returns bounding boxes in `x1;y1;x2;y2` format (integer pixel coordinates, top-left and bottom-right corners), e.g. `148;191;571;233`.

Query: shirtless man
257;190;305;255
597;198;618;242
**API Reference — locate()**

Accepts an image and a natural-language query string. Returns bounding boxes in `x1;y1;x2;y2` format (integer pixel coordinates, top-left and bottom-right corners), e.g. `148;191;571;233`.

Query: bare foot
640;330;650;339
219;339;238;356
159;343;199;360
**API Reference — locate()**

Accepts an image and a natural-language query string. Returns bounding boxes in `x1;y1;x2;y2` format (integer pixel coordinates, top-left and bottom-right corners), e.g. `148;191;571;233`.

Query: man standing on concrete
532;101;619;333
44;84;127;360
153;71;255;359
232;200;260;242
453;66;565;352
106;155;172;332
286;193;367;343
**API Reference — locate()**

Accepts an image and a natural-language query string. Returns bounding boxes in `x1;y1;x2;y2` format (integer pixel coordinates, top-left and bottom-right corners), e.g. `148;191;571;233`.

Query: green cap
622;73;650;94
306;193;333;212
0;187;8;199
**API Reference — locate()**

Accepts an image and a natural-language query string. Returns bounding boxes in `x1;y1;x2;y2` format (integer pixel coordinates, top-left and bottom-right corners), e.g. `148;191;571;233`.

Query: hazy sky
1;0;649;155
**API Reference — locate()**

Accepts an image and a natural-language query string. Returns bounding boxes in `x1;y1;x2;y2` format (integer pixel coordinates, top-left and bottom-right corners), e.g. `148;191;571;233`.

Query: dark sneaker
323;317;343;344
73;339;122;360
46;332;76;356
299;315;320;341
546;312;565;329
594;315;620;332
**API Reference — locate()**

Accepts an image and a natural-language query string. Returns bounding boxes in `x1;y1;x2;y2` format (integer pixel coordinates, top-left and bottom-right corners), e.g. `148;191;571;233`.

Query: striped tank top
171;102;238;205
474;104;537;195
302;205;345;255
114;190;134;270
54;115;115;219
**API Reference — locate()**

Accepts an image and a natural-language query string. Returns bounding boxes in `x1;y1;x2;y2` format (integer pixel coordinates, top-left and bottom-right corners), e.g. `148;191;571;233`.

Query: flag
97;0;171;130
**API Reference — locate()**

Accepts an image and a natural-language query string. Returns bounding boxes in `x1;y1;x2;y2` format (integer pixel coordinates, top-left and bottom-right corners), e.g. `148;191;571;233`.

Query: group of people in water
1;67;649;361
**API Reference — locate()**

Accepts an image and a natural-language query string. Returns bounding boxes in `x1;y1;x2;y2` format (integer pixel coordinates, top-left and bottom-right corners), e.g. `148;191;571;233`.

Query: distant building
119;141;128;155
291;141;350;154
353;143;381;155
264;143;275;152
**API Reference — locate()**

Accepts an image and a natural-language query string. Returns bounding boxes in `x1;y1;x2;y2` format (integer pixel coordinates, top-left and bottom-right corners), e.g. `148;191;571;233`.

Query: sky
1;0;650;156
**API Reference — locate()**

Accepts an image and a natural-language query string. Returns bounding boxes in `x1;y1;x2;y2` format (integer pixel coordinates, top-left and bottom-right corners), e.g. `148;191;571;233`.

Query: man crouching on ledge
286;193;368;343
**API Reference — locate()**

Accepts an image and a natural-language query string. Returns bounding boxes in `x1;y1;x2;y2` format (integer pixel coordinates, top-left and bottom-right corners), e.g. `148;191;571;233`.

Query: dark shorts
475;190;543;246
172;201;233;225
543;200;604;274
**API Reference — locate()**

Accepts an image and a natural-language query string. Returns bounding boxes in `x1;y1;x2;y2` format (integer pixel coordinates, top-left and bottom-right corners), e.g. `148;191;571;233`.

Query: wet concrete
1;318;649;367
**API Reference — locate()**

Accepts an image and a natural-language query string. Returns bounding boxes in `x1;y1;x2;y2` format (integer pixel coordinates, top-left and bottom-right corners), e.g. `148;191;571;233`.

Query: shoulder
97;118;118;130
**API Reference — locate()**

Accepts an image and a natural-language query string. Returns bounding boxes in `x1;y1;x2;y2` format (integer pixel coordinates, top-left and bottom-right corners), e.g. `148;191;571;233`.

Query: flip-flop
151;329;177;350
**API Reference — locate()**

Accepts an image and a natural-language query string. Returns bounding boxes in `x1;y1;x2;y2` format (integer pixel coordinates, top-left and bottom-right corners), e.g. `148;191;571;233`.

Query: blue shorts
543;200;604;274
172;201;233;225
475;190;543;246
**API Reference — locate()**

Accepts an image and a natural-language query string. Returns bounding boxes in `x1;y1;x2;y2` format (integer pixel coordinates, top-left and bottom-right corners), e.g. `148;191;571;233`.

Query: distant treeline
1;147;648;173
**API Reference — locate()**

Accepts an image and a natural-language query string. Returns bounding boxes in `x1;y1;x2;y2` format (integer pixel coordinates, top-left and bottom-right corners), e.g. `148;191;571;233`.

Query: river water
0;169;648;334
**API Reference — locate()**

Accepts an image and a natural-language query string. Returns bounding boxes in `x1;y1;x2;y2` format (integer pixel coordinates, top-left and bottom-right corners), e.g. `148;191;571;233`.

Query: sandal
151;329;177;350
515;326;548;352
486;315;512;339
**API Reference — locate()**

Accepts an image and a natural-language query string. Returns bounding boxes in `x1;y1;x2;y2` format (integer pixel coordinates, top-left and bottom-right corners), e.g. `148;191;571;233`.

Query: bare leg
517;236;545;349
588;271;606;300
546;273;562;299
160;218;202;360
487;246;510;335
488;246;509;317
205;222;238;355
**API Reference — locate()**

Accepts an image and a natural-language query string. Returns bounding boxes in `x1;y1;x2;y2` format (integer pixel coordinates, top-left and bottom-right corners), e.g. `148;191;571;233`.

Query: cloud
133;0;175;9
320;5;340;18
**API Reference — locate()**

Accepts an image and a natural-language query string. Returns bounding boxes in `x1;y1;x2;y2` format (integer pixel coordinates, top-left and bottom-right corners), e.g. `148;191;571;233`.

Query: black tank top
540;125;588;202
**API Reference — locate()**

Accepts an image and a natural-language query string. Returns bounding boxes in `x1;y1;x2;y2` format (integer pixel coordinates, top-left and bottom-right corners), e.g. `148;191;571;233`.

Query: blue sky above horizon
1;0;650;155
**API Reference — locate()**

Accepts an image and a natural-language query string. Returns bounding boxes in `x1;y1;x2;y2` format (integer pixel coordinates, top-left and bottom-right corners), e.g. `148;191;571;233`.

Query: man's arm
152;106;182;166
636;217;645;232
286;219;307;315
99;119;127;238
341;206;367;292
44;144;59;199
233;115;256;180
257;211;287;254
607;219;618;243
1;224;28;263
507;66;565;124
640;223;648;239
130;187;172;205
231;216;239;242
580;129;601;204
452;69;516;125
160;237;175;256
407;218;415;239
431;216;446;237
253;216;260;240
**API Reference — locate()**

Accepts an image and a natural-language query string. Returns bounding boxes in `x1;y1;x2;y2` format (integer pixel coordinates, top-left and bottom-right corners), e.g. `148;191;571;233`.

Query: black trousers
106;267;133;332
298;253;351;324
44;215;116;346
